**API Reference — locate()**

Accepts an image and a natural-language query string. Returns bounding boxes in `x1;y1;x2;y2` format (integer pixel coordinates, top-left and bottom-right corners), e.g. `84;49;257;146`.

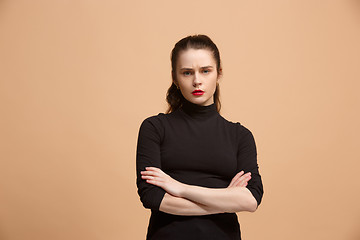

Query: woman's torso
146;102;243;240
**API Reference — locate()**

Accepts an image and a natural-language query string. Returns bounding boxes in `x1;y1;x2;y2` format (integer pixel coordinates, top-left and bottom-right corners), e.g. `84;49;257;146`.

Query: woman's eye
202;69;210;74
183;71;191;76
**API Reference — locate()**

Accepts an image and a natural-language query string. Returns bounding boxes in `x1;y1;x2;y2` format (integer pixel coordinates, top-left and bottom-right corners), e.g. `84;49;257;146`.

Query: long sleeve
136;116;166;210
236;124;264;206
136;102;262;239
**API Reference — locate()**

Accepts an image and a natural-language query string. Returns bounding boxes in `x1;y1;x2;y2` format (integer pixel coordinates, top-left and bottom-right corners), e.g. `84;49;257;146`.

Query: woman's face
174;48;221;106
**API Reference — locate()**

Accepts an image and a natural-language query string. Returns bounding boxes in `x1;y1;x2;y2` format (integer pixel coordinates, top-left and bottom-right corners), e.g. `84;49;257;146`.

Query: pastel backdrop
0;1;359;239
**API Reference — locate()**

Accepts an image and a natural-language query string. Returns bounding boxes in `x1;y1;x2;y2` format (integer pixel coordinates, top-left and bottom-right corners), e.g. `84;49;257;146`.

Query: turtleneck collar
180;98;218;120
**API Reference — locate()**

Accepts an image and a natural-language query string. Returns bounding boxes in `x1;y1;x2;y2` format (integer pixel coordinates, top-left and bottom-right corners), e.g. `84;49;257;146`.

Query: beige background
1;0;360;239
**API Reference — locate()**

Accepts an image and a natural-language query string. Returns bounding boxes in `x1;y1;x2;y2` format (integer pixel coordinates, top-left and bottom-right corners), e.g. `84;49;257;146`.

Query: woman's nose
193;73;202;86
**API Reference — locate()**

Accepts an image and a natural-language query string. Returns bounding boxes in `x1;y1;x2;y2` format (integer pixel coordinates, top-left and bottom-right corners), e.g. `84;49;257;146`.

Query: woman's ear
173;80;179;89
217;68;223;83
171;70;176;82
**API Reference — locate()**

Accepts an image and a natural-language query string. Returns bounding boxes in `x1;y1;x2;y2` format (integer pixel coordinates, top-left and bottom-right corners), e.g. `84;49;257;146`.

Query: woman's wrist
177;182;188;198
180;184;200;200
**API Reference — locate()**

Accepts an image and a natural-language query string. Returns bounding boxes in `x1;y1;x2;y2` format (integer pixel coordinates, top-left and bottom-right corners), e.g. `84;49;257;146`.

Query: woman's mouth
192;90;204;96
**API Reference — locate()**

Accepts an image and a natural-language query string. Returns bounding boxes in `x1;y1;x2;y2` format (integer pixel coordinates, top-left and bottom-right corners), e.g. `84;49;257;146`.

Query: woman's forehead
177;48;216;68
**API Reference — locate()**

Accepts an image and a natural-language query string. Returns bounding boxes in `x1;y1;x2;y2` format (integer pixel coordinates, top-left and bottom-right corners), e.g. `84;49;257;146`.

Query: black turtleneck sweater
136;100;263;240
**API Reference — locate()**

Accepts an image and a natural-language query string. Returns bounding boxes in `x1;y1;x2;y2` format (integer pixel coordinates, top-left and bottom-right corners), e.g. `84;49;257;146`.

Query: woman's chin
184;96;213;106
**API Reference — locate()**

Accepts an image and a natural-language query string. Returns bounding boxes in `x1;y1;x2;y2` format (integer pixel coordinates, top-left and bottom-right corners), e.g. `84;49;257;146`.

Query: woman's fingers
228;171;244;187
141;172;165;186
237;173;251;185
141;167;169;185
240;175;251;187
229;171;252;188
145;167;162;172
141;167;164;177
141;171;160;177
235;173;251;187
229;172;243;187
141;175;155;180
140;166;184;197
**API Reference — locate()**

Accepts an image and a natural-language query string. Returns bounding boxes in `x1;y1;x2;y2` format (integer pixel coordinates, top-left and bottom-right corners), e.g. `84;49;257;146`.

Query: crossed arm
141;167;257;216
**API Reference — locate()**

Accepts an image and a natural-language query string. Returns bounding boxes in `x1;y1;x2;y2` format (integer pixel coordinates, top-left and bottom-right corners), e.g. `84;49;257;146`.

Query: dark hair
166;34;222;113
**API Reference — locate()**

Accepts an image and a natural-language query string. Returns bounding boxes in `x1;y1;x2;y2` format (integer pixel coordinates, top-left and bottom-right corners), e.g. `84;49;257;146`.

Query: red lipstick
192;90;204;96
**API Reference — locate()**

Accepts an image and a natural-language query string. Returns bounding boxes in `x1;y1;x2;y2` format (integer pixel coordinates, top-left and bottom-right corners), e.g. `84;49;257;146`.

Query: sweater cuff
247;186;263;207
141;187;166;210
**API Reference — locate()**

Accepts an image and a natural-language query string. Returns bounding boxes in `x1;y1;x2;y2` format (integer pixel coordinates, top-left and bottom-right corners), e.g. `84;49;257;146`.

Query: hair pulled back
166;34;222;114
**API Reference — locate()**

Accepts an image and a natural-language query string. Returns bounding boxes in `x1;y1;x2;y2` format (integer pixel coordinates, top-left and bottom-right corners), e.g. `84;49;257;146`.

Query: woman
136;35;264;240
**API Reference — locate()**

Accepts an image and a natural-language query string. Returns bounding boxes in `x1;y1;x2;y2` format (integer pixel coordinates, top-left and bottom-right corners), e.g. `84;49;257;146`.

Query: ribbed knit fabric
136;99;263;240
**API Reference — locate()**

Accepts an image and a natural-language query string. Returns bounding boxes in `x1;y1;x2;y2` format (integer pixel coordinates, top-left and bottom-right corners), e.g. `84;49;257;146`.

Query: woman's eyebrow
180;66;214;70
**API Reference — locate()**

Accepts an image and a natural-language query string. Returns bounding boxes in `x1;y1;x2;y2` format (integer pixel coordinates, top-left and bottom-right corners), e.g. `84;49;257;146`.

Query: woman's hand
228;171;251;188
142;167;251;197
141;167;185;197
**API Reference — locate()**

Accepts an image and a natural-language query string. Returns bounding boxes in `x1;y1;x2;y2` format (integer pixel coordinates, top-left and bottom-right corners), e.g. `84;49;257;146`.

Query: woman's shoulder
142;108;182;122
219;115;254;137
138;113;168;140
140;111;177;129
140;112;167;126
